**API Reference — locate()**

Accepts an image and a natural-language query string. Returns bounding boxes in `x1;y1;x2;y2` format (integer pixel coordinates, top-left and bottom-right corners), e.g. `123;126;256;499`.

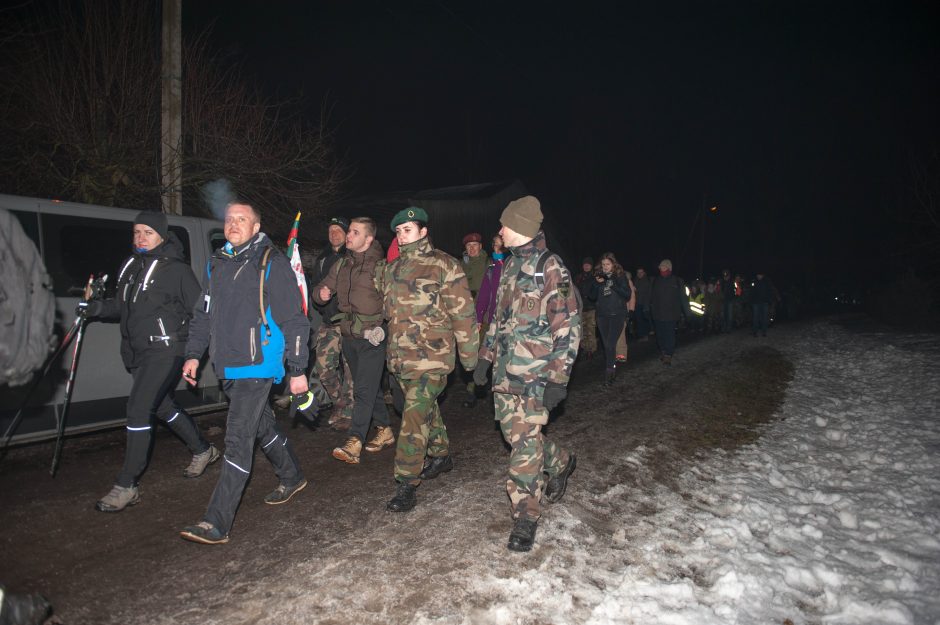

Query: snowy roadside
460;322;940;625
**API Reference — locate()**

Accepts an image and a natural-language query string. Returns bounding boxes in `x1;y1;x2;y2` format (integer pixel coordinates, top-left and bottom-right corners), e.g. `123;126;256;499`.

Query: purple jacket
475;256;504;324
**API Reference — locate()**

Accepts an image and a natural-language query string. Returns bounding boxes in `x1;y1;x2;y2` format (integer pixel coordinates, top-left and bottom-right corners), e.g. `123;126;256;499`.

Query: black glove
75;300;102;318
473;360;491;387
542;382;567;410
288;391;318;425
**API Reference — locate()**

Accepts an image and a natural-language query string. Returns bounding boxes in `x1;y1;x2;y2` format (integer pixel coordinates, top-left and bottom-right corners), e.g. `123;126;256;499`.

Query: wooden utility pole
161;0;182;215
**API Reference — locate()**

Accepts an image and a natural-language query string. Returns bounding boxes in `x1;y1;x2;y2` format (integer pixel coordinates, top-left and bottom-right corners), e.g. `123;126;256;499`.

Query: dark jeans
654;319;677;356
722;300;735;332
205;378;303;534
597;314;626;370
342;335;390;442
117;354;207;487
636;304;652;338
752;302;769;335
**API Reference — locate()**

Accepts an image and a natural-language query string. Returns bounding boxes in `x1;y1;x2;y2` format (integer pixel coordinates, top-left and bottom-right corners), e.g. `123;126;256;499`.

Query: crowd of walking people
80;195;580;554
77;193;780;555
574;256;782;374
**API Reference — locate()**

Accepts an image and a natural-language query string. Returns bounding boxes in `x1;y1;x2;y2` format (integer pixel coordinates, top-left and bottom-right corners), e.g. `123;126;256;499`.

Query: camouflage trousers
581;309;597;354
393;374;448;485
494;393;571;521
312;324;353;420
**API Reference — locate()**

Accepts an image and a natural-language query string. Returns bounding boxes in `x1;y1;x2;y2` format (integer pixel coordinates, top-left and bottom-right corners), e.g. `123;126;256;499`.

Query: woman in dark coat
590;252;632;385
84;211;219;512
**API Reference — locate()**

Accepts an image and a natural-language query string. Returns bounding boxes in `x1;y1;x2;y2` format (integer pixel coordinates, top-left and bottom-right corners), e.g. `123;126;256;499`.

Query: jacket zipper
250;326;257;362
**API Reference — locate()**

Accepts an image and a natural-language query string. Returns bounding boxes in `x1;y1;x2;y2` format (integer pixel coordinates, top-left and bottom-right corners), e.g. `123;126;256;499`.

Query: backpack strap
259;247;273;342
534;250;550;292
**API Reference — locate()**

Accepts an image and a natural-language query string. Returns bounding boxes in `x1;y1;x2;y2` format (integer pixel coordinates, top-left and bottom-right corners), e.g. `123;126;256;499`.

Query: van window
42;213;131;298
208;228;226;252
10;210;41;251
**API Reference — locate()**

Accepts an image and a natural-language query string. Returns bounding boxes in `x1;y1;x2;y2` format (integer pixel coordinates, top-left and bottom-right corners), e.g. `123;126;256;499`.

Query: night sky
184;1;939;290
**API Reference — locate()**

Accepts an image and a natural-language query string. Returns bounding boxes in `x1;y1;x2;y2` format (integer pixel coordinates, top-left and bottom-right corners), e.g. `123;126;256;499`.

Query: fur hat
499;196;543;238
391;206;429;230
462;232;482;246
134;210;168;239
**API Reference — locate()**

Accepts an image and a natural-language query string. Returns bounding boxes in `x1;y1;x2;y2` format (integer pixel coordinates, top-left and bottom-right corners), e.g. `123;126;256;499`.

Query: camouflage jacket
479;231;581;402
379;236;479;379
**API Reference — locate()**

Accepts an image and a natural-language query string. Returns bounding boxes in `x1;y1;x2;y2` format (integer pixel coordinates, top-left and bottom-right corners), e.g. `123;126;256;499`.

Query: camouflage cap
391;206;428;230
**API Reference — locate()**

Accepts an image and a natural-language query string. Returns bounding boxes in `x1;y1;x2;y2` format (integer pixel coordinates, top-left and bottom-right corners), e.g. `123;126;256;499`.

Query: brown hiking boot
364;426;395;452
331;436;362;464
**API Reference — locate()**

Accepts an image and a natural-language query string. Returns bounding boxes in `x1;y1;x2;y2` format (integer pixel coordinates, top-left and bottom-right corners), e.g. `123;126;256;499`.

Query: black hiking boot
545;453;577;503
418;455;454;480
507;517;538;552
386;482;417;512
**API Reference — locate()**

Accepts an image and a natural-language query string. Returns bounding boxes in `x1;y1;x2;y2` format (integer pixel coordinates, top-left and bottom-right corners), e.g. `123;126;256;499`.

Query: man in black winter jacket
84;211;219;513
650;258;689;365
180;202;310;545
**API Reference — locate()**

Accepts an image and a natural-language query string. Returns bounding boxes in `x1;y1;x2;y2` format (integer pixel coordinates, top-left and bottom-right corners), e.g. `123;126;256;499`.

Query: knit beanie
134;210;168;239
499;196;543;238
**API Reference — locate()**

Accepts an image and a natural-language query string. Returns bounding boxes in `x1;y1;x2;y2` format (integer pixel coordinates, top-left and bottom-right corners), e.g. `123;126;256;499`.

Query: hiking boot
95;484;140;512
662;354;672;366
183;444;220;478
264;479;308;505
386;482;417;512
332;436;362;464
545;453;577;503
180;521;229;545
364;426;396;453
419;455;454;480
507;517;538;552
329;414;352;432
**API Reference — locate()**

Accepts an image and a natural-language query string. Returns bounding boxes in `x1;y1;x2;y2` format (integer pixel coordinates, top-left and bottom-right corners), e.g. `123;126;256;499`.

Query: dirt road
0;326;794;624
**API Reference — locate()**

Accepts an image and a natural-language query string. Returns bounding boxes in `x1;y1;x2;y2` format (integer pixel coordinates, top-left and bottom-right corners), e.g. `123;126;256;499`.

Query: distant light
709;205;718;213
834;297;839;302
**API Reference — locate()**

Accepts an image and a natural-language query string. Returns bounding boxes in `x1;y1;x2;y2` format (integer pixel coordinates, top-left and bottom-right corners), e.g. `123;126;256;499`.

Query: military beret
462;232;482;246
391;206;428;230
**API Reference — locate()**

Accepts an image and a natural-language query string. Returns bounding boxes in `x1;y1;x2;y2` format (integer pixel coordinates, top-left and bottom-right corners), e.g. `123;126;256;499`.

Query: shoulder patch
558;280;571;298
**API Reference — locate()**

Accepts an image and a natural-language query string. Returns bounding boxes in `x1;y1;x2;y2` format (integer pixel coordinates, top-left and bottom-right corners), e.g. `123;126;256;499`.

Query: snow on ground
460;323;940;625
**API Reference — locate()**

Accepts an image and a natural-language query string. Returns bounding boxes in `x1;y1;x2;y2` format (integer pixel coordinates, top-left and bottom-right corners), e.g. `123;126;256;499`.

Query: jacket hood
141;230;186;262
215;232;271;262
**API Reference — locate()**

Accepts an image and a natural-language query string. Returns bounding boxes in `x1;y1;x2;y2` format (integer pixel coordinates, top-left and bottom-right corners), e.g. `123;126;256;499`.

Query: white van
0;194;228;444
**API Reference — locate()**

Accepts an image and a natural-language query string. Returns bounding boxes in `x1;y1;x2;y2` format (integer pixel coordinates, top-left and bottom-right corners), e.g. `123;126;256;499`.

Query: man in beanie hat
306;216;354;431
650;258;689;365
80;210;219;513
474;195;580;552
378;207;479;512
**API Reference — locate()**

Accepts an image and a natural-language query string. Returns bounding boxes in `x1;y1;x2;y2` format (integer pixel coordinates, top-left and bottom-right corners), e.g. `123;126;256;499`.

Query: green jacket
461;252;488;295
380;236;479;379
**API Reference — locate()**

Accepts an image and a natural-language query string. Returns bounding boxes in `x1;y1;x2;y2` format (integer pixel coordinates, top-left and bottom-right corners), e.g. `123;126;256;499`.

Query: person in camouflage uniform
379;206;479;512
474;195;580;552
310;217;354;430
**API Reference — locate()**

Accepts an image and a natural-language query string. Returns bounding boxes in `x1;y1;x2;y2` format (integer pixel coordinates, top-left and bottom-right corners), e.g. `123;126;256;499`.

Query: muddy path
0;325;797;624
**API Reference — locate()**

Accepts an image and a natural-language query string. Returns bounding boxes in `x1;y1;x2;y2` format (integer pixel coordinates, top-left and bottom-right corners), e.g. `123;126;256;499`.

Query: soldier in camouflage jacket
379;207;479;513
474;196;580;552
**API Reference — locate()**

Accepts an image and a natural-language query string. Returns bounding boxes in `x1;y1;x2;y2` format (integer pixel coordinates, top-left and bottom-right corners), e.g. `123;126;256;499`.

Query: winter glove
75;300;102;318
473;359;491;387
542;382;567;411
364;326;385;346
288;391;318;425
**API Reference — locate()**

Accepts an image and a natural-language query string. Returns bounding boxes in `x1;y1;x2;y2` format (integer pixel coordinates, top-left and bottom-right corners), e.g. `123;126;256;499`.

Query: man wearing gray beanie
473;195;580;552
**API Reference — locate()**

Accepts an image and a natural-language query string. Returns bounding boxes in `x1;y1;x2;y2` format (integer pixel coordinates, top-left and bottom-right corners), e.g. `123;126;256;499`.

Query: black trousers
204;378;303;534
597;314;626;370
342;335;390;442
117;354;207;487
